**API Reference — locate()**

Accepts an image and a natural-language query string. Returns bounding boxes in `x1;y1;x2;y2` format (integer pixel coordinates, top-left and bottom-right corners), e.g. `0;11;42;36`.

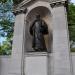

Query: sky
0;37;6;44
71;0;75;3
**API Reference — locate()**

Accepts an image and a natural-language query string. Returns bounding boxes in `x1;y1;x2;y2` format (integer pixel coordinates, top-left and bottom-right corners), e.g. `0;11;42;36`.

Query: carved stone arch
26;1;52;15
25;1;53;52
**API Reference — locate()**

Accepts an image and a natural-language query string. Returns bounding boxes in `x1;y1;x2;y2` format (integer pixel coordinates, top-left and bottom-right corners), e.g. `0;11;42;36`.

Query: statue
30;15;48;52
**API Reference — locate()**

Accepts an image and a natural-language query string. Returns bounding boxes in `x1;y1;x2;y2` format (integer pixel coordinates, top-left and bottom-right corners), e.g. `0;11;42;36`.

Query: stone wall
0;56;11;75
0;53;75;75
71;53;75;75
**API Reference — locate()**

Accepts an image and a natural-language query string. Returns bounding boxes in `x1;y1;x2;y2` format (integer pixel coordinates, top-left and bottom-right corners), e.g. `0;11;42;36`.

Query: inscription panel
25;56;47;75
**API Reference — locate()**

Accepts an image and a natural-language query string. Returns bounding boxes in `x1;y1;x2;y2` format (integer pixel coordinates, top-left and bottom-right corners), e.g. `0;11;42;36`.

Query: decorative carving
13;8;27;15
13;0;67;10
17;0;33;9
49;0;66;3
50;1;67;8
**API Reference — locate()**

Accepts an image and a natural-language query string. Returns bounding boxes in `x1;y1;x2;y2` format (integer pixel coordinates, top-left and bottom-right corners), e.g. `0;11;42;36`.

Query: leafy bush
71;48;75;52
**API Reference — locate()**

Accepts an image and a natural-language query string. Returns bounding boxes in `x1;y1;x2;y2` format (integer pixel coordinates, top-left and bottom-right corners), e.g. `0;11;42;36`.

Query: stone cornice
50;1;67;8
13;0;67;14
13;0;34;10
13;8;27;16
13;0;67;9
17;0;33;9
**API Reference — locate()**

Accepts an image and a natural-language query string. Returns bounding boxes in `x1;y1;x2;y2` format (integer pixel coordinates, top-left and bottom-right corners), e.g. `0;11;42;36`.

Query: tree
0;0;14;55
68;3;75;48
0;40;12;55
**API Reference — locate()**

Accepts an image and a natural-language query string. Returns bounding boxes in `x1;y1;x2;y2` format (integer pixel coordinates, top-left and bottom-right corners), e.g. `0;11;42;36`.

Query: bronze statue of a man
30;15;48;52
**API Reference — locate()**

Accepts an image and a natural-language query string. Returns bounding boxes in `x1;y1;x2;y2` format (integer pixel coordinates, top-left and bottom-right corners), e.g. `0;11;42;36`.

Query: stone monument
9;0;72;75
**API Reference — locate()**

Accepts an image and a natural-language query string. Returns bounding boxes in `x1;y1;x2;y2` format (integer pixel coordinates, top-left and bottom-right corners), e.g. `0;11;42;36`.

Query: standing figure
30;15;48;52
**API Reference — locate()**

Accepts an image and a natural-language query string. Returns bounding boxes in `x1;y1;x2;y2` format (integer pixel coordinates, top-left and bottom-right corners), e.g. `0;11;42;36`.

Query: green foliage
0;19;14;38
68;3;75;42
0;0;14;38
0;40;12;55
68;3;75;49
0;0;7;3
71;48;75;52
0;0;14;55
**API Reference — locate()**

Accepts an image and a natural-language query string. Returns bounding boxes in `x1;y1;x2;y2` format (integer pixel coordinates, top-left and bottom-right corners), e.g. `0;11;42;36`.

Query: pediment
13;0;32;10
13;0;67;12
14;0;50;10
14;0;66;9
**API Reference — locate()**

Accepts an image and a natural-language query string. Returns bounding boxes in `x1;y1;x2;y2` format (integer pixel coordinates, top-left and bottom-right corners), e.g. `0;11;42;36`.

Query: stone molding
13;0;67;10
17;0;33;8
13;0;34;10
13;0;67;15
50;1;67;8
13;8;27;16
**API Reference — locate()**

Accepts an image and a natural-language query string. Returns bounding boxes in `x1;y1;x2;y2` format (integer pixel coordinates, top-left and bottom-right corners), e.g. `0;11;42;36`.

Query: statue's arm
43;21;48;28
42;21;48;34
29;22;35;36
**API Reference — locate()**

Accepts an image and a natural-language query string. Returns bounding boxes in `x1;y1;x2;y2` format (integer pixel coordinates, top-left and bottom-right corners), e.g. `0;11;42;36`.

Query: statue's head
36;14;40;20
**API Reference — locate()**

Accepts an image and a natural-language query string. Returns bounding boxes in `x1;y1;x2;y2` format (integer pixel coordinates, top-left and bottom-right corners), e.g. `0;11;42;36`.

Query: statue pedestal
25;53;48;75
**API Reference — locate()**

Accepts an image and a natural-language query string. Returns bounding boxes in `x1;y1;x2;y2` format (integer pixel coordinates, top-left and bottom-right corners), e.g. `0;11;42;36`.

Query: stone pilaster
9;9;27;75
52;3;72;75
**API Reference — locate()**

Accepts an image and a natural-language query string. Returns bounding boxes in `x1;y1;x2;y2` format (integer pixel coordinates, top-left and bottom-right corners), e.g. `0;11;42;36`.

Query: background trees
0;0;14;55
68;3;75;51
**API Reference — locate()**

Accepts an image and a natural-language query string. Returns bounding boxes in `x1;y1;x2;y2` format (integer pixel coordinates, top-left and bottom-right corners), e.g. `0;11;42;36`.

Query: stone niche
24;2;53;75
25;6;53;53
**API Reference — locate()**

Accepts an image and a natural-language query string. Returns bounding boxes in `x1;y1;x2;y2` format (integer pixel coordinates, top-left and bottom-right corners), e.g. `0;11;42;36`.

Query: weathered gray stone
52;6;72;75
9;14;25;75
9;0;72;75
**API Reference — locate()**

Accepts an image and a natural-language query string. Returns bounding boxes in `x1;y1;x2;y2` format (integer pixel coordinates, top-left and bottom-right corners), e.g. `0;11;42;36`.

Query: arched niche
25;6;53;53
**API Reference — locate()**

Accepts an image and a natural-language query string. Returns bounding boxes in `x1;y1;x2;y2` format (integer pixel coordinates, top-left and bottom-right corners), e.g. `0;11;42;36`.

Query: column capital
50;1;67;8
13;8;27;16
